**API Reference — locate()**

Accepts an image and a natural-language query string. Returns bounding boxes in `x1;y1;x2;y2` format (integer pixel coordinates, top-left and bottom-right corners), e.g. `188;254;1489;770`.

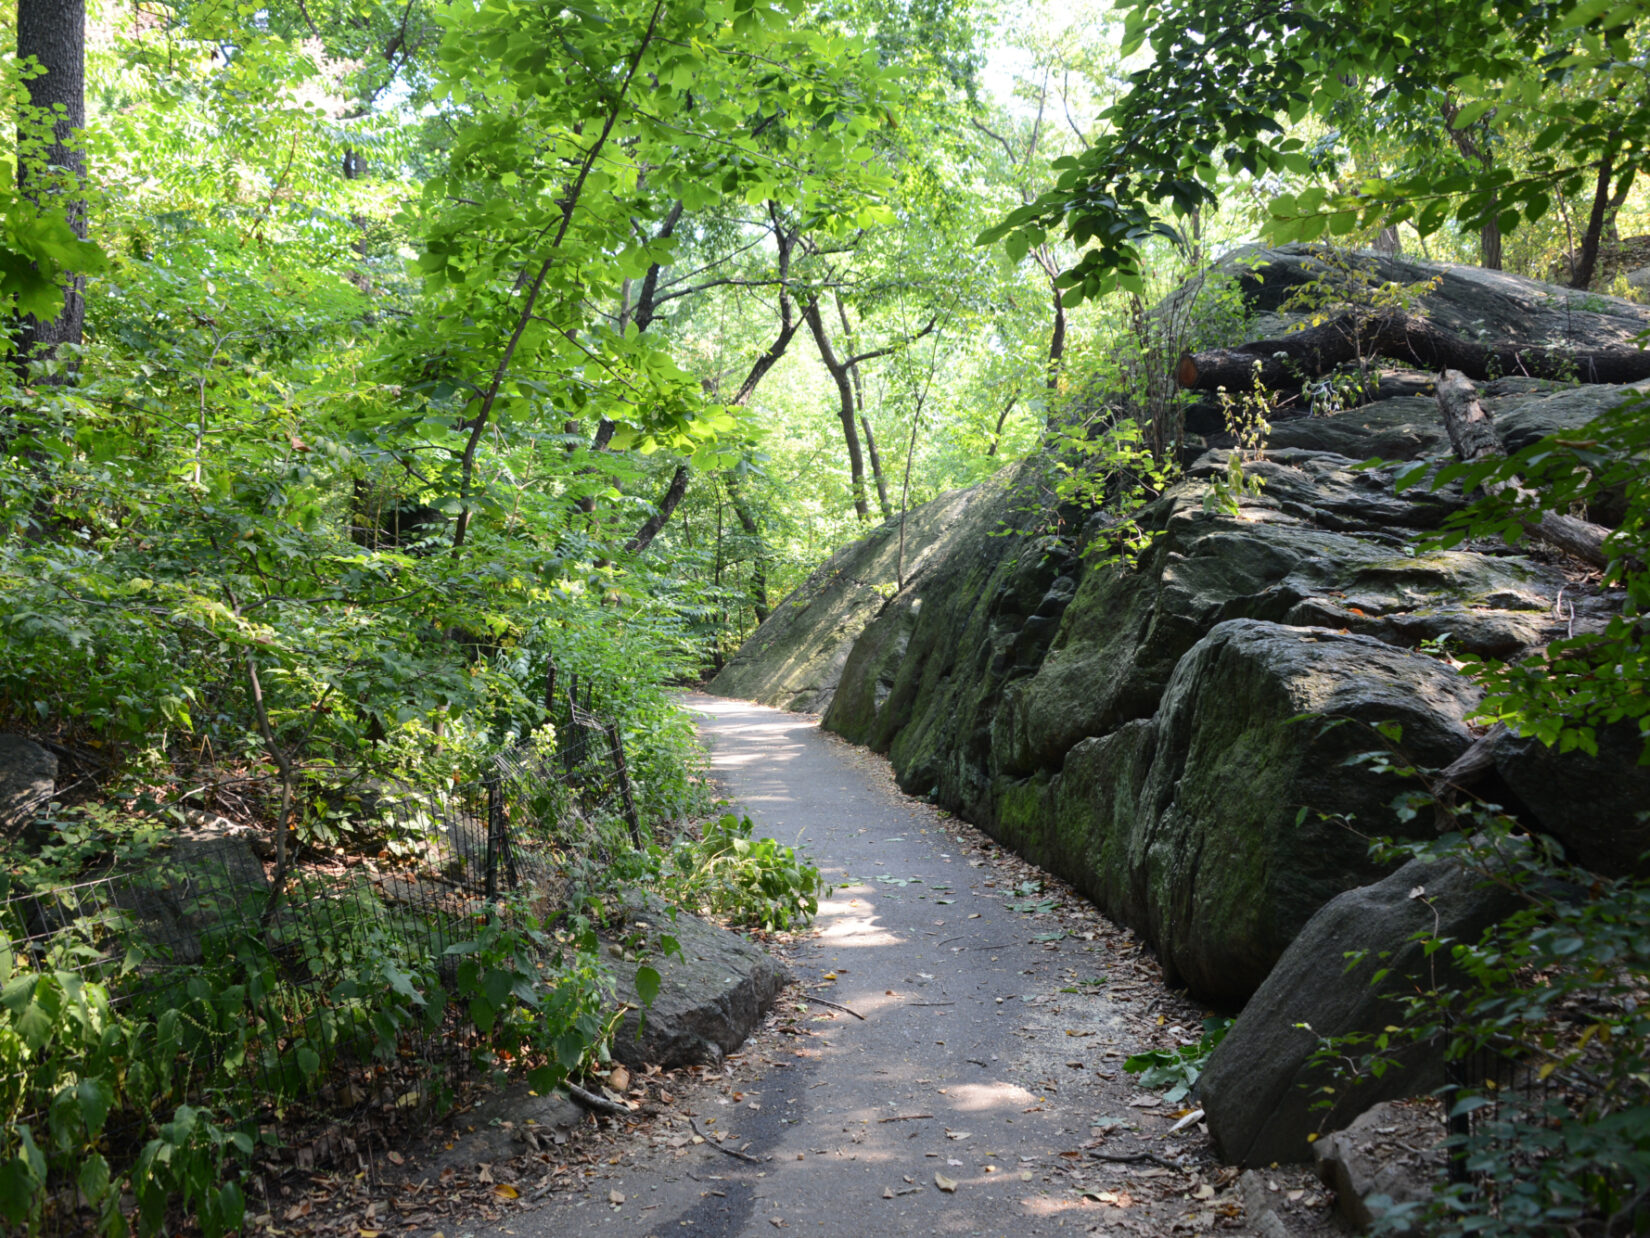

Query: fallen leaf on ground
935;1174;958;1193
609;1190;625;1205
494;1184;519;1200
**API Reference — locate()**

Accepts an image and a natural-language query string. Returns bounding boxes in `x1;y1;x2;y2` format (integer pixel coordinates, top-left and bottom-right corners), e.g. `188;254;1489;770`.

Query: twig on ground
690;1116;763;1163
1089;1150;1184;1171
877;1113;933;1123
564;1081;629;1116
803;994;866;1020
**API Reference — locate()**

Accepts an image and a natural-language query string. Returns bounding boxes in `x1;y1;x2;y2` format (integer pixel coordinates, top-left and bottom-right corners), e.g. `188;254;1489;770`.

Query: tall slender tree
15;0;87;373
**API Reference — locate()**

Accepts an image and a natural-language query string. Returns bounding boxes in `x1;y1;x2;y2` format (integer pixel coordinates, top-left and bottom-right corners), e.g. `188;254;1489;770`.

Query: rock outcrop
609;893;790;1069
708;247;1647;1013
0;735;56;832
708;479;1013;713
1198;850;1525;1165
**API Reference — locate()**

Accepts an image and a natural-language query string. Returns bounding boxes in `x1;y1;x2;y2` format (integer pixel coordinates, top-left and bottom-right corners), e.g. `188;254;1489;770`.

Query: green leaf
78;1153;112;1206
1449;99;1494;129
635;964;662;1007
78;1078;112;1139
15;1002;52;1053
554;1029;587;1071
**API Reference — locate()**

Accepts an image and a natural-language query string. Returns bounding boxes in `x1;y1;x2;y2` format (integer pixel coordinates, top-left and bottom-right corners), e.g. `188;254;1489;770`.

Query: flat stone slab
608;892;790;1069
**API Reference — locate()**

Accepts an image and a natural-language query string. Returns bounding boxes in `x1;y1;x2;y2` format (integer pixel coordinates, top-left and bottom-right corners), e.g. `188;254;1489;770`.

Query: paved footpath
484;694;1299;1238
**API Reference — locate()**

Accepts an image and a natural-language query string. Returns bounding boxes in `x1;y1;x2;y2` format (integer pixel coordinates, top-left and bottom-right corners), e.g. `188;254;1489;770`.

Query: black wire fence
0;679;644;1235
1444;1035;1550;1186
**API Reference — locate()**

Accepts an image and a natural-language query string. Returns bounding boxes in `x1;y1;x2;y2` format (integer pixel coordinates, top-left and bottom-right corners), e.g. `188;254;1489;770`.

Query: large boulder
709;250;1643;1007
608;893;790;1069
1003;620;1481;1004
1312;1099;1445;1232
707;475;1017;713
1199;852;1524;1166
0;735;56;831
1493;724;1650;877
1207;244;1650;351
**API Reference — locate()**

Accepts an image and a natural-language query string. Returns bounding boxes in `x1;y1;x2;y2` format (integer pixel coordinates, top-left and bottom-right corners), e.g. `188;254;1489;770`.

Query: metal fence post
1444;1020;1473;1188
606;722;643;848
485;774;503;901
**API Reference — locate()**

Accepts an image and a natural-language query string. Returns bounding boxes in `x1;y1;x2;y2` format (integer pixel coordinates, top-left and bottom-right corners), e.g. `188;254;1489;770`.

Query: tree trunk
726;479;770;623
1435;370;1609;568
1177;309;1650;392
986;392;1018;458
1442;100;1502;270
861;414;890;519
837;297;891;519
620;217;800;555
15;0;87;373
1046;274;1067;391
625;463;691;556
1372;225;1403;255
1569;148;1618;291
632;199;683;333
804;298;871;522
1480;217;1503;272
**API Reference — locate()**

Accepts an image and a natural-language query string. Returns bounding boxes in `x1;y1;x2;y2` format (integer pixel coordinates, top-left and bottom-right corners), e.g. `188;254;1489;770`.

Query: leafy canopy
981;0;1650;302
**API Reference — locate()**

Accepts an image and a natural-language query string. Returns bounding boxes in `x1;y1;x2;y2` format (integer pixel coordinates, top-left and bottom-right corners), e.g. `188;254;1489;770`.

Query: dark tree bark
1569;147;1619;291
631;199;683;333
985;392;1018;458
625;462;691;556
16;0;87;372
1441;100;1502;270
805;299;937;523
836;297;891;519
1045;278;1067;389
725;476;770;623
804;297;872;522
1177;309;1650;393
621;207;802;553
860;413;890;518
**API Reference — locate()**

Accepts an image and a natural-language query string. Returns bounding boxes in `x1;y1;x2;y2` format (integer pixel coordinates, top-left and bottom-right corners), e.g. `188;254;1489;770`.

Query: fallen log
1434;369;1610;570
1176;309;1650;392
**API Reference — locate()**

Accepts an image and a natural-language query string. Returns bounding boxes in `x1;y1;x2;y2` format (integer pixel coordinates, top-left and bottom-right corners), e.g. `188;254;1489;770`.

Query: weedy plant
1123;1016;1234;1105
651;814;825;931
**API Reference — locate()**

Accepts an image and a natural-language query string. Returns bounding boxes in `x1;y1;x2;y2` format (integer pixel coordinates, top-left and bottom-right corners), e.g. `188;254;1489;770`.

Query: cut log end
1175;354;1200;389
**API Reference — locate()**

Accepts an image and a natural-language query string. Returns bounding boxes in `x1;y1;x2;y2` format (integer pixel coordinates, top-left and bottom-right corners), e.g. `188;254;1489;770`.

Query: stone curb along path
464;696;1341;1238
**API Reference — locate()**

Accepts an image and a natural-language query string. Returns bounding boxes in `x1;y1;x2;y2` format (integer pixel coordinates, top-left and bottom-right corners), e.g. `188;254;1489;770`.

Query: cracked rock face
608;893;790;1070
709;253;1647;1008
1199;853;1524;1164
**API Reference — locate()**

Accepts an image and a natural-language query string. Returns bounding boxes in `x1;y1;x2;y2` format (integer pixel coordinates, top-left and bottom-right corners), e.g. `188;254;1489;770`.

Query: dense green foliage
0;0;1648;1229
985;0;1650;299
1313;782;1650;1237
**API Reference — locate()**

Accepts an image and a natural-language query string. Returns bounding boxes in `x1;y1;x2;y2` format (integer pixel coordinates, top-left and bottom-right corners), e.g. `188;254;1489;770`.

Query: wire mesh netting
0;687;640;1234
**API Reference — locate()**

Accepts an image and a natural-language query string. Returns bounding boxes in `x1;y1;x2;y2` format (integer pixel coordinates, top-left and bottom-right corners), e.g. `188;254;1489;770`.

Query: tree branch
451;0;666;553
